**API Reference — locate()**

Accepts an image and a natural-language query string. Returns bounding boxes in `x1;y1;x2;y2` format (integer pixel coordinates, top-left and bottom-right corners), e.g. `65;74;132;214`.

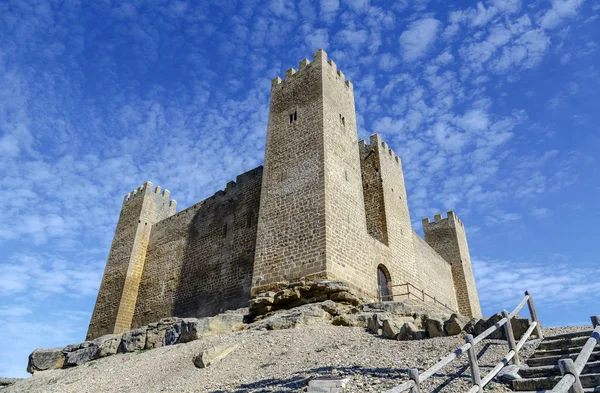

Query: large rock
472;313;532;340
248;292;276;315
92;334;120;358
27;348;65;373
321;300;341;316
62;341;99;367
382;319;403;339
330;290;360;306
193;343;239;368
424;315;446;338
397;322;426;341
257;304;331;330
444;314;471;336
367;313;385;335
331;313;369;327
179;313;245;344
119;327;147;353
145;318;182;349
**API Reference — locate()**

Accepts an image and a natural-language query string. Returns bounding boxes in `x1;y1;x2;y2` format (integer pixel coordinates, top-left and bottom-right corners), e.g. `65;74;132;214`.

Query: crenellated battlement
358;134;402;165
271;49;353;90
123;181;176;208
153;166;263;227
422;211;464;228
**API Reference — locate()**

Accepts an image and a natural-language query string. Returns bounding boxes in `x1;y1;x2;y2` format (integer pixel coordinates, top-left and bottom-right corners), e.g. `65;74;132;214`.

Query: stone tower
252;49;361;294
422;211;482;318
252;49;420;298
86;182;176;340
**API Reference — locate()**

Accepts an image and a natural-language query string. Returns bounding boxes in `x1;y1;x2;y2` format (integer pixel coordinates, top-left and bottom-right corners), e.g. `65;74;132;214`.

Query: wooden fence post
558;358;584;393
465;334;481;390
502;310;520;364
525;290;543;339
408;368;420;393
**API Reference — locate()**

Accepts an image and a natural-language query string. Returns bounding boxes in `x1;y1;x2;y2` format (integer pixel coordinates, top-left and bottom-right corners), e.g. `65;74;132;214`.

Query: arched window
377;265;392;302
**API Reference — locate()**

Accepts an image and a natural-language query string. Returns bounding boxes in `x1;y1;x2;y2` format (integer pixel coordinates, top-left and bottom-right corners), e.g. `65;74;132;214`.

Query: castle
87;49;482;340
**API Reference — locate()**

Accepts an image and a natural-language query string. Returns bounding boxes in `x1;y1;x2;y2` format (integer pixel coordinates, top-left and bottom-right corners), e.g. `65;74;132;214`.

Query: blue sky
1;0;598;378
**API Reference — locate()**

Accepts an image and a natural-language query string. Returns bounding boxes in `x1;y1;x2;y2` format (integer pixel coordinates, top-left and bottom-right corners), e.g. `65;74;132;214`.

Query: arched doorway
377;264;392;301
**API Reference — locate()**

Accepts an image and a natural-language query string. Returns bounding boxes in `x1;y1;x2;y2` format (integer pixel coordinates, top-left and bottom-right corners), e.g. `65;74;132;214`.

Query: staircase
513;329;600;392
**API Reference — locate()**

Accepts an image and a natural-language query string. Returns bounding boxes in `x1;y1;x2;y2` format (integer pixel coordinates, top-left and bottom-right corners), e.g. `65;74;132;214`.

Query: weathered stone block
424;315;446;338
27;348;65;373
397;322;426;340
62;341;99;367
119;327;147;353
92;334;121;358
193;343;239;368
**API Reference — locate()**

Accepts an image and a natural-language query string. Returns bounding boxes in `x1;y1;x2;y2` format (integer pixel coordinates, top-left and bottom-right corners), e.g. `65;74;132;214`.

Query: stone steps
513;374;600;391
527;351;600;367
513;330;599;392
538;336;592;351
520;360;600;378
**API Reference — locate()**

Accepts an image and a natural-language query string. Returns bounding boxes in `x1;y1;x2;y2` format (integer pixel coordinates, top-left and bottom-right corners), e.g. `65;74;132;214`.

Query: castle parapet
271;49;352;91
123;181;177;208
422;211;463;228
358;134;402;165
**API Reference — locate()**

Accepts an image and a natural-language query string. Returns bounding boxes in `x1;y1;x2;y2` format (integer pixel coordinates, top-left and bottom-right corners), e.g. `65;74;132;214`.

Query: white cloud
399;18;441;62
540;0;585;29
320;0;339;22
305;28;329;50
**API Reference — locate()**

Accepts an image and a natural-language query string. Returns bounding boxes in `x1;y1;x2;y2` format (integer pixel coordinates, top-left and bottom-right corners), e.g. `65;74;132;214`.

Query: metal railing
550;316;600;393
384;290;543;393
378;282;457;314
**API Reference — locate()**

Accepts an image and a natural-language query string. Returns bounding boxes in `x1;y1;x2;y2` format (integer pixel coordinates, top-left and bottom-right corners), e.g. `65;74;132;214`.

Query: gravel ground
4;324;590;393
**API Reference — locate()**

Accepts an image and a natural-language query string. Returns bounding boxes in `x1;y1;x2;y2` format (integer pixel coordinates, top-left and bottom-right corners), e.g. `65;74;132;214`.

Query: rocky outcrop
248;281;361;320
62;342;99;368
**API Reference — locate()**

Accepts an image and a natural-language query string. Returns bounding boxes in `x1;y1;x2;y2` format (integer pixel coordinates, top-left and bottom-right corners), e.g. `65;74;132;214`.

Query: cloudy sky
1;0;599;378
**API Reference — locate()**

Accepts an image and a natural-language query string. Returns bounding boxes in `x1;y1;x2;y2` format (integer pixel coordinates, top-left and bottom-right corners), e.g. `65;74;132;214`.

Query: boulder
206;313;245;335
397;322;426;341
330;290;360;306
382;319;403;339
331;314;369;327
367;313;385;335
321;300;341;316
497;364;522;382
164;321;182;346
511;317;532;340
119;327;147;353
248;292;276;316
180;318;210;343
194;343;239;368
27;348;65;373
444;314;471;336
274;288;301;307
145;318;182;349
62;341;99;367
474;313;505;339
424;315;446;338
93;334;120;358
258;304;331;330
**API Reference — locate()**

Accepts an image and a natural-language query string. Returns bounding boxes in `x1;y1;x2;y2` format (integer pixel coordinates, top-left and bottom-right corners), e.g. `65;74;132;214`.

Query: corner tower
252;49;370;295
86;182;176;340
422;211;482;318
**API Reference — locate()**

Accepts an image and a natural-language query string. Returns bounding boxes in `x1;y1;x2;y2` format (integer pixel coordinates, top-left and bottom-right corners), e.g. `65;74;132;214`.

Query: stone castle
87;49;482;340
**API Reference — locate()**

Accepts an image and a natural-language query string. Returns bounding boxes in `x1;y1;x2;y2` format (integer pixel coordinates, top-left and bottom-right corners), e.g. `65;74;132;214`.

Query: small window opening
339;114;346;127
222;223;228;239
289;111;297;124
345;170;348;181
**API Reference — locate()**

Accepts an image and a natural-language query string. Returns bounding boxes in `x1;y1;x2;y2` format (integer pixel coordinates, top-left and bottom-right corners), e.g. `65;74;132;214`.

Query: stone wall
412;232;459;310
131;167;262;328
87;183;176;340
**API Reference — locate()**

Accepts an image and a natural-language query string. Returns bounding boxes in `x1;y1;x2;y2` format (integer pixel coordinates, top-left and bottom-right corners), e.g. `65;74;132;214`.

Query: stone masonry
86;49;483;340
